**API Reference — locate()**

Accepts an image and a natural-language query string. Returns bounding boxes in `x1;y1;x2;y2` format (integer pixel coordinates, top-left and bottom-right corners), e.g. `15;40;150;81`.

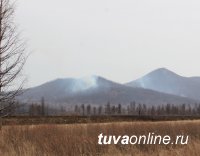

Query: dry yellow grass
0;120;199;156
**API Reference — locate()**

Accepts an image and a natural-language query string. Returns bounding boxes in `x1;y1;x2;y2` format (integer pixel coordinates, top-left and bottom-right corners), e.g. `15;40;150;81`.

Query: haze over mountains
19;68;200;107
126;68;200;101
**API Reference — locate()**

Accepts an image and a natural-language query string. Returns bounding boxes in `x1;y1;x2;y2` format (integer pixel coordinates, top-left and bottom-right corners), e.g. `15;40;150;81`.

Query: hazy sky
15;0;200;87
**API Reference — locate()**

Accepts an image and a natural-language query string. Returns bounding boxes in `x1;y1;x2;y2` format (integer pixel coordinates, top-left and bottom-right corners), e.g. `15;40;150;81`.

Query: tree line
73;102;200;116
11;98;200;117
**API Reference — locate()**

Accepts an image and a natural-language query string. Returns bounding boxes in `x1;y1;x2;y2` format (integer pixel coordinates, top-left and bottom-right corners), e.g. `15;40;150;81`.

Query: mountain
126;68;200;100
19;75;197;107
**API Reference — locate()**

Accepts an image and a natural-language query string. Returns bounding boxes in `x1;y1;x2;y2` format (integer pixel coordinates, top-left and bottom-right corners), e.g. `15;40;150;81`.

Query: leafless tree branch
0;0;26;118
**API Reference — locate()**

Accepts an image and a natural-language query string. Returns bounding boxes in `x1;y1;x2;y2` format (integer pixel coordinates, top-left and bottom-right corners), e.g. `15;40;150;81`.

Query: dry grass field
0;120;200;156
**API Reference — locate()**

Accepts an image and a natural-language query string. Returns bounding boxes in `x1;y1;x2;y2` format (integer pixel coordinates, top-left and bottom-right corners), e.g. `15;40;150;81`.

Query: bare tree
41;97;45;116
0;0;26;118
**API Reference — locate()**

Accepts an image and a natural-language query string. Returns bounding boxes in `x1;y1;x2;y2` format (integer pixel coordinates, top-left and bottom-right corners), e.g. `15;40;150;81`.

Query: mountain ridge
126;68;200;100
18;72;198;107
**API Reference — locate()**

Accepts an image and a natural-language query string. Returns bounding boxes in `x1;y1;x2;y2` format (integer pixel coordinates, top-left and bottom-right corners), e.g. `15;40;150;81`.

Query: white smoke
71;75;98;92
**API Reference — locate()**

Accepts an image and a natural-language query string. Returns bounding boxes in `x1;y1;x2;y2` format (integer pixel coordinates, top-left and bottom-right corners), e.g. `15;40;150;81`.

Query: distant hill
18;75;197;107
126;68;200;101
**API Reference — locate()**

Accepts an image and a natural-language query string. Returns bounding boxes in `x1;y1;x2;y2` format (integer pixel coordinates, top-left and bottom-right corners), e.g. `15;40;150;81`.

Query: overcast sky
15;0;200;87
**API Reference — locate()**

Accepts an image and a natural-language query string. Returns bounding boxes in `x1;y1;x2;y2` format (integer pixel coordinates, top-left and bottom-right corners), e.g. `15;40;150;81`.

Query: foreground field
3;116;200;125
0;120;200;156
